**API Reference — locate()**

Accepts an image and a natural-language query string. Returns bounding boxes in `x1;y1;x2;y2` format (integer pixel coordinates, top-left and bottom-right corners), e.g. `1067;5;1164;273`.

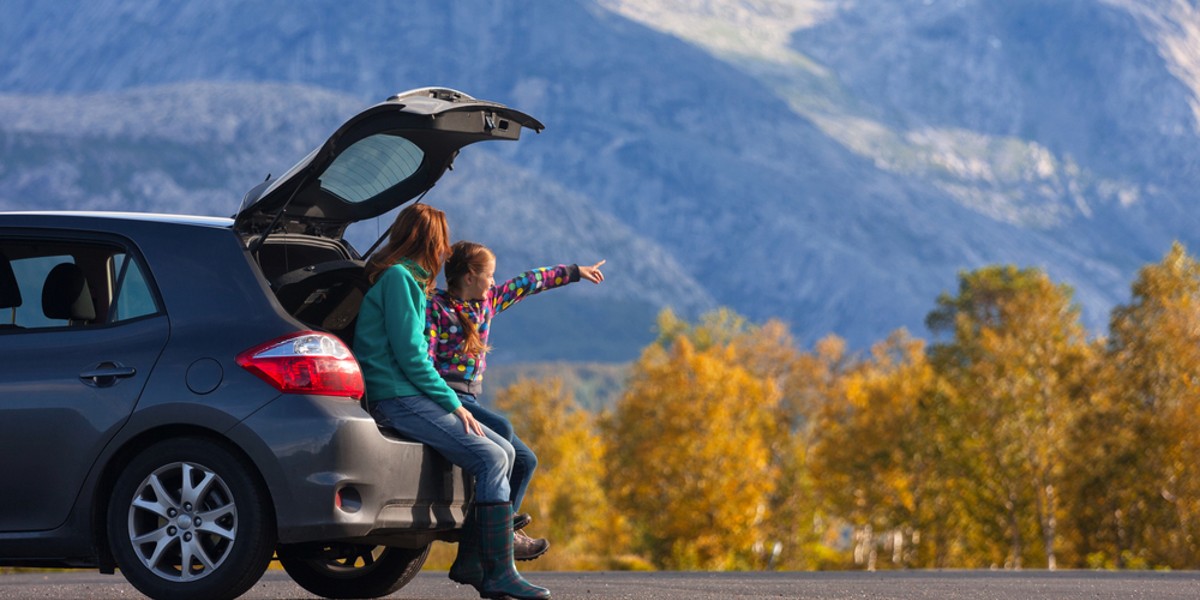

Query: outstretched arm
489;260;607;314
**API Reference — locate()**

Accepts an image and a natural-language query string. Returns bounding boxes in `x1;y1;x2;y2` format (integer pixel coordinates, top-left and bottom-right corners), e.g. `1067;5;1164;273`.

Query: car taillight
236;332;364;399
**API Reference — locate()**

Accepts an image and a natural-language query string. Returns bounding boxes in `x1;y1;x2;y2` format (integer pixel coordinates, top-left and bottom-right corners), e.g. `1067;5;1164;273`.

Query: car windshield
319;134;425;204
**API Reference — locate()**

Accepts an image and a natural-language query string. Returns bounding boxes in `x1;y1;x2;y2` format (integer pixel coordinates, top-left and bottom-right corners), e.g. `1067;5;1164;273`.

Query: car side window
109;253;157;322
0;239;160;331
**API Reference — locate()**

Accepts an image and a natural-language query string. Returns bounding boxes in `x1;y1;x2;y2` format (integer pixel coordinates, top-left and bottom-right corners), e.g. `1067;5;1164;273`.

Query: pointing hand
579;259;606;284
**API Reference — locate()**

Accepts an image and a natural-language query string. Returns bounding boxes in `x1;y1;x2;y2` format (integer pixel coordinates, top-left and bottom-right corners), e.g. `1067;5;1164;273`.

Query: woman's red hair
364;203;451;295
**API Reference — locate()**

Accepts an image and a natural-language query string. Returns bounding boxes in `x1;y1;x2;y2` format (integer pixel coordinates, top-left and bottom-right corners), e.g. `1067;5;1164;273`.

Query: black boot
475;502;550;600
448;505;483;586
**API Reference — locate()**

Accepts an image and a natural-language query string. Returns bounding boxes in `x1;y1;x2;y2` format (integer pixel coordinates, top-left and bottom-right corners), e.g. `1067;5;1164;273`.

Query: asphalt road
1;569;1198;599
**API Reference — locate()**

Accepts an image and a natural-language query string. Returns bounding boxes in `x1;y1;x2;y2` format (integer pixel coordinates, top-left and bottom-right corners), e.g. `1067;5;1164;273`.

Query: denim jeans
458;393;538;512
370;395;515;504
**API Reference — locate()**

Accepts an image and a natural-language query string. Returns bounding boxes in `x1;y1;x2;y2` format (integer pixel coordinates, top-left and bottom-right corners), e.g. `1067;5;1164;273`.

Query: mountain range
2;0;1198;366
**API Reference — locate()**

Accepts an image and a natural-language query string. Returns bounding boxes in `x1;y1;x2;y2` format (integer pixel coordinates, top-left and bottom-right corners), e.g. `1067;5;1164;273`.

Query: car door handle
80;362;137;387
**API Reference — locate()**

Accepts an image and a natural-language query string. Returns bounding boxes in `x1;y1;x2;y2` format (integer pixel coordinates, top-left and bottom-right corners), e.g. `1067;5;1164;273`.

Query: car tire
278;543;430;599
106;437;275;600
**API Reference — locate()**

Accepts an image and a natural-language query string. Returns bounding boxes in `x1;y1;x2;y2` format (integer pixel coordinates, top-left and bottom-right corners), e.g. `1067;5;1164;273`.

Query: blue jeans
370;395;515;504
458;393;538;513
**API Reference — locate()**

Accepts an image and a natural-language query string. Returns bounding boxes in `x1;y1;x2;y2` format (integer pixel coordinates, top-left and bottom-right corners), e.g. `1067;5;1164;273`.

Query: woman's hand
579;259;606;284
454;406;486;437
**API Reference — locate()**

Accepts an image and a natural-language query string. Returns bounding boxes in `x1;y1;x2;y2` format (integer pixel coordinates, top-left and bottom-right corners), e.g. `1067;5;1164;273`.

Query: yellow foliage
810;331;940;569
1092;241;1200;567
493;378;621;570
925;265;1092;569
606;336;781;569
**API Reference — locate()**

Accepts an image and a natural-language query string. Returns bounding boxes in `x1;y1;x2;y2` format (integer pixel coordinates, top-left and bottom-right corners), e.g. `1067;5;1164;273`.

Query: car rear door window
109;253;157;322
0;239;160;330
7;254;72;328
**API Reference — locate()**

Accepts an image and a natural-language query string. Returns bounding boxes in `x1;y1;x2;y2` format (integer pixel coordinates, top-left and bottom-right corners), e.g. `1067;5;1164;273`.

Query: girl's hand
579;259;606;284
454;406;486;437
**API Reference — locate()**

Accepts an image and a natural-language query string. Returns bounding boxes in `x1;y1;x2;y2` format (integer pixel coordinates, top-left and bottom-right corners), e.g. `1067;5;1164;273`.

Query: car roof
0;211;234;228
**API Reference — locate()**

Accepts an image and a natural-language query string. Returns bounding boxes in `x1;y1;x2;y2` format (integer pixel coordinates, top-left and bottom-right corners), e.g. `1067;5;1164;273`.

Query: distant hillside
3;0;1199;362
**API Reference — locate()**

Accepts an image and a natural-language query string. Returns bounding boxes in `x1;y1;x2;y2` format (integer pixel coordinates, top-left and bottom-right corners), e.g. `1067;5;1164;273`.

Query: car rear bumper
228;395;470;545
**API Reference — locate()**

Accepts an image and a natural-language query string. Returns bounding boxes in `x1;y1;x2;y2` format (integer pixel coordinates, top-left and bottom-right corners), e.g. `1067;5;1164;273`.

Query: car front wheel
278;543;430;599
106;437;275;600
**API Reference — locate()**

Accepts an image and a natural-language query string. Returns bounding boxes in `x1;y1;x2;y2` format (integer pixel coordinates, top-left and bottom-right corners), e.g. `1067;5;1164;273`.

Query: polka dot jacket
426;264;581;393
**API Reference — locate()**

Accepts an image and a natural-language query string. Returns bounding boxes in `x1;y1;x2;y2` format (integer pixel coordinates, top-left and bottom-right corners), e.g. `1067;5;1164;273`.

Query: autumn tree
1078;242;1200;568
652;308;837;569
1062;340;1155;569
605;328;781;569
810;331;949;569
926;265;1091;569
758;334;854;570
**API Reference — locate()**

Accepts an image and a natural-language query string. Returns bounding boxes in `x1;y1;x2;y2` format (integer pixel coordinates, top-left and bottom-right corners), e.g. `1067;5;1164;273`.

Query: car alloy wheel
125;460;238;581
107;437;274;600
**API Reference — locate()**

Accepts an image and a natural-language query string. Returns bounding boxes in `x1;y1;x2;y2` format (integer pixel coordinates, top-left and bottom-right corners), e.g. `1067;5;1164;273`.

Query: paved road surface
1;569;1197;599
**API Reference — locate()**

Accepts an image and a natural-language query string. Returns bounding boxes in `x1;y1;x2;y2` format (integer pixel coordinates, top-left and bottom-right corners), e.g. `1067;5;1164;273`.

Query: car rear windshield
319;134;425;204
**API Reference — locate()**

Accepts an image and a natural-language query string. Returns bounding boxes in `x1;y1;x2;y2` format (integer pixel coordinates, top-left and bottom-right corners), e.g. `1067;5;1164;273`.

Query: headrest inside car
42;262;96;322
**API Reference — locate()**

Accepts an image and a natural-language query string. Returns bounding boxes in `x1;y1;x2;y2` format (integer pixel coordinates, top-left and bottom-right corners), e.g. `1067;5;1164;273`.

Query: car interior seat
0;252;22;328
42;262;97;325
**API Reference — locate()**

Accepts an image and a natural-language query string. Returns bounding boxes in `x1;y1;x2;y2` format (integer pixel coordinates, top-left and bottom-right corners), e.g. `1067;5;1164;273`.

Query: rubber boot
448;505;483;586
476;502;551;600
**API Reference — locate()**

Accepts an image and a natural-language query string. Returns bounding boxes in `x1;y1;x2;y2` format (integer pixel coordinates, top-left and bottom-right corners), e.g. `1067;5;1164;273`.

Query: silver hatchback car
0;87;543;600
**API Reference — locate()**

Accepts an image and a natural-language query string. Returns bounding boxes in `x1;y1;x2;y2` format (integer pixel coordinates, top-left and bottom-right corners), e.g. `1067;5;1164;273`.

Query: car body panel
227;394;468;545
0;315;169;531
